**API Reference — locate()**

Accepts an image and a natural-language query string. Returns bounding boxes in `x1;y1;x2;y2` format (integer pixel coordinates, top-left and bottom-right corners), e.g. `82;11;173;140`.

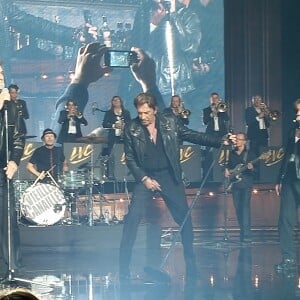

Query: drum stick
46;171;60;188
32;170;46;186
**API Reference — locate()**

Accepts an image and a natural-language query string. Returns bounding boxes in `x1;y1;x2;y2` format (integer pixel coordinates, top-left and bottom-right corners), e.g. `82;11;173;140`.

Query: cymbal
24;135;37;139
75;136;108;144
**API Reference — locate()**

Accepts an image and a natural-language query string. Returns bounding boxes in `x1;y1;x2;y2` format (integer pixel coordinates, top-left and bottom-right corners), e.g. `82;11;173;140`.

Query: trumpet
68;107;82;118
174;103;191;119
260;103;280;121
212;101;228;113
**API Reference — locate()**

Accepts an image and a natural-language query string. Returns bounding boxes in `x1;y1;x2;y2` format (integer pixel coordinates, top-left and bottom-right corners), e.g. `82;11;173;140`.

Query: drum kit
15;133;124;227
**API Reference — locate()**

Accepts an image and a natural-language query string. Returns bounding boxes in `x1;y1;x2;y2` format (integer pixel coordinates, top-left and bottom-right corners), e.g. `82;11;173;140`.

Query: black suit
57;110;88;144
102;109;131;155
14;99;29;135
202;106;229;180
203;106;229;137
277;130;300;261
245;106;270;155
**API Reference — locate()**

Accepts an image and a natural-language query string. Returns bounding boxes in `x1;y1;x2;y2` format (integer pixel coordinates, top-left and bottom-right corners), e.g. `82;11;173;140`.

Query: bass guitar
225;150;272;191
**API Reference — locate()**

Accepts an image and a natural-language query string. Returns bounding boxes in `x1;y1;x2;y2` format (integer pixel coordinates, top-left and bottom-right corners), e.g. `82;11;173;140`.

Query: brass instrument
212;101;228;113
260;103;280;121
179;102;191;119
216;101;227;113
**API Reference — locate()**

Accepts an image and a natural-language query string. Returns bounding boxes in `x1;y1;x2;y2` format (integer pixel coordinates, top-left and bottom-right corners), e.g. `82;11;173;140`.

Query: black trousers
0;171;20;269
119;169;195;275
278;179;300;260
231;187;252;240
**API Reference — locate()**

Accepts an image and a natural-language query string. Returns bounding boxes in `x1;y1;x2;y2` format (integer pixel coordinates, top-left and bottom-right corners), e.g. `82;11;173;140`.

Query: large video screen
4;0;224;137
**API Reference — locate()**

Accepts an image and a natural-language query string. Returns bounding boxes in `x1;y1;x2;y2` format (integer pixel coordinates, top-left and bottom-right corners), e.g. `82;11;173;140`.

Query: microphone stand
1;102;55;289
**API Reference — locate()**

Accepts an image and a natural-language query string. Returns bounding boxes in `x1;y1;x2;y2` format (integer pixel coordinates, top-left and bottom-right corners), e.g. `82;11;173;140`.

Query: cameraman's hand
71;43;111;87
130;47;157;92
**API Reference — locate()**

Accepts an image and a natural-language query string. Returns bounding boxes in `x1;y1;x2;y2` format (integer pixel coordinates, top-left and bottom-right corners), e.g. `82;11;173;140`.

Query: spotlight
254;274;259;288
210;274;214;287
208;191;214;196
253;189;258;194
40;73;48;80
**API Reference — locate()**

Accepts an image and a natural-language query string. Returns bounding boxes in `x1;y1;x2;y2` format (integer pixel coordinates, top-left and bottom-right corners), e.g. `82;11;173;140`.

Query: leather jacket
0;101;25;168
277;132;300;183
132;4;201;96
124;113;221;183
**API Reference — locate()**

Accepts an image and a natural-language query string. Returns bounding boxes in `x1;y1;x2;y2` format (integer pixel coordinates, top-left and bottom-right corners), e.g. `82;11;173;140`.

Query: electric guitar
225;150;272;191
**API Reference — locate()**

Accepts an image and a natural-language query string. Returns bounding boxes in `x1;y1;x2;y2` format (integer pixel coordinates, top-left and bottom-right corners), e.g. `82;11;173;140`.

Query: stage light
210;274;214;287
253;189;258;194
254;274;259;288
165;20;175;95
208;191;214;196
40;73;48;80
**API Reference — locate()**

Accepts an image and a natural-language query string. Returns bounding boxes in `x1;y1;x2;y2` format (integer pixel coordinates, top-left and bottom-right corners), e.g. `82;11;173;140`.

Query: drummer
27;128;68;184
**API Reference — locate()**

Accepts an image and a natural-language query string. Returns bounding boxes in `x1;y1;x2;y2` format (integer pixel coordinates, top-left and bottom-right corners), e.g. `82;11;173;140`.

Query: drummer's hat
41;128;57;139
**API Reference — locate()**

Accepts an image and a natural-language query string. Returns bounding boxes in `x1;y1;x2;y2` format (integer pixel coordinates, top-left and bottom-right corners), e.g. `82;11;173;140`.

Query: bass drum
20;183;66;226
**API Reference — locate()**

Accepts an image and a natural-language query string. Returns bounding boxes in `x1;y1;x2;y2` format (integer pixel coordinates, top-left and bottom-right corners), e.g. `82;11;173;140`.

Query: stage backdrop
10;0;224;139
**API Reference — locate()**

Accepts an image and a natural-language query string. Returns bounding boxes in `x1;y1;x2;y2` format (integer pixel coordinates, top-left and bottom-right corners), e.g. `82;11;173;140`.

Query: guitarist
225;132;257;244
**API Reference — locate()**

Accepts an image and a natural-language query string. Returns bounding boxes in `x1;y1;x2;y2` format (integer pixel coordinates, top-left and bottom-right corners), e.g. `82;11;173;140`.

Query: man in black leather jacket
0;62;25;274
119;47;234;283
275;122;300;274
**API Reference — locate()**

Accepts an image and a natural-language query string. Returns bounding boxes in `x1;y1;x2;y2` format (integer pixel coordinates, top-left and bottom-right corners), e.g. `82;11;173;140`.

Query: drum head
20;183;66;226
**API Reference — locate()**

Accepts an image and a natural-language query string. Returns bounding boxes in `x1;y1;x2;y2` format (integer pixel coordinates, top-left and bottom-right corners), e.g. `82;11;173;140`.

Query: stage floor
0;233;300;300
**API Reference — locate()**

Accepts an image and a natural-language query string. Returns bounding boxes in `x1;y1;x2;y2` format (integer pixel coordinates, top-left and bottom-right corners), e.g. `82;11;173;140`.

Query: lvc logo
69;145;93;164
21;143;37;161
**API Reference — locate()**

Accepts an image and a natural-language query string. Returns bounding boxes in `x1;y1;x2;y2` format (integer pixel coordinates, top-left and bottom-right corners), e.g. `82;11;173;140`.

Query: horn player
57;99;88;144
245;95;270;157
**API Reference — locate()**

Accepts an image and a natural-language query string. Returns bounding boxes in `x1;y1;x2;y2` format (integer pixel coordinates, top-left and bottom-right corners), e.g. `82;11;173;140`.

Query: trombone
260;103;280;121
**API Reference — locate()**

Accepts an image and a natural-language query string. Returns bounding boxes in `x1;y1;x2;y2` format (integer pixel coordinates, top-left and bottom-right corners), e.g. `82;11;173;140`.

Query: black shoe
275;259;297;273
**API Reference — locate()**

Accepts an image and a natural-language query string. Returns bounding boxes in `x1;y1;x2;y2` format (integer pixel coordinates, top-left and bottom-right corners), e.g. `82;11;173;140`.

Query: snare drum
20;183;66;225
59;170;86;190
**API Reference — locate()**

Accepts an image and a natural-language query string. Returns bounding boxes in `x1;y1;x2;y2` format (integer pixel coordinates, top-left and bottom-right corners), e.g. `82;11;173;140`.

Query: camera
104;50;138;68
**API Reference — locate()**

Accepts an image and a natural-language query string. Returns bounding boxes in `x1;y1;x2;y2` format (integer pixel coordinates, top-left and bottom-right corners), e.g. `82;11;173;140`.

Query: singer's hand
4;161;18;180
0;88;10;110
71;43;111;87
